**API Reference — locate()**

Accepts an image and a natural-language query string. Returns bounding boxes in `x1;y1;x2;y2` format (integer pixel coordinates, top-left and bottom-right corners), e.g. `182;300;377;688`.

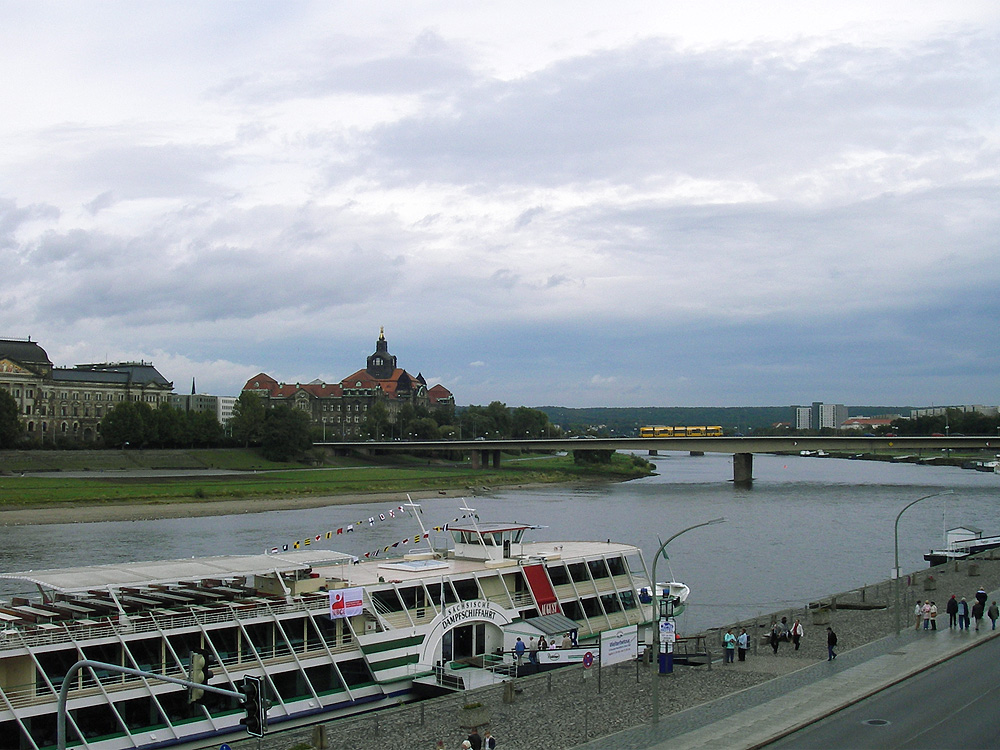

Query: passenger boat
0;507;658;750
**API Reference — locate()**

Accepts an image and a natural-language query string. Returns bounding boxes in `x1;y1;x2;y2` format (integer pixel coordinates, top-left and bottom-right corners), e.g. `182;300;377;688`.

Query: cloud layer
1;3;998;407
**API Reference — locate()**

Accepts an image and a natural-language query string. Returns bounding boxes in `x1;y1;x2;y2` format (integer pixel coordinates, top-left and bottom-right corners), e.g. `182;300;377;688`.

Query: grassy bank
0;449;652;510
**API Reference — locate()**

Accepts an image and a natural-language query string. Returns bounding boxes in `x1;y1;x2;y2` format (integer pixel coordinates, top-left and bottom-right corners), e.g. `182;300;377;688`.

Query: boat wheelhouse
0;518;655;750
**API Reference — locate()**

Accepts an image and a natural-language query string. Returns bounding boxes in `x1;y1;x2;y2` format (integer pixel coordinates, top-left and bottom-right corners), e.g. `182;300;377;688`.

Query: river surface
2;452;998;632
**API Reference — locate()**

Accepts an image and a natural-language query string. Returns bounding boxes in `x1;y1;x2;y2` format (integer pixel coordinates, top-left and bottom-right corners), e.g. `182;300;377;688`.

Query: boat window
371;589;404;612
242;623;276;659
547;563;570;586
600;593;622;613
34;649;79;689
426;580;459;606
562;600;583;620
127;638;164;674
210;628;239;664
118;696;172;732
397;586;421;609
304;664;344;695
620;589;637;610
512;529;525;543
270;668;305;701
606;556;627;576
588;559;610;579
567;562;589;583
581;597;602;617
452;577;480;601
338;658;376;688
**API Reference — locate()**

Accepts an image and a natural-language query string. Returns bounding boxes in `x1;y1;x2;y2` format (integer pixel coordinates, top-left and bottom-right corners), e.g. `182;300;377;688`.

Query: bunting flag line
266;506;479;563
264;503;409;555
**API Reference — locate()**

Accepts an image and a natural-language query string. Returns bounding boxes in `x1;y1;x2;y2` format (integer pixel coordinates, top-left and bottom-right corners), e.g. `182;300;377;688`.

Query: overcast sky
1;2;998;408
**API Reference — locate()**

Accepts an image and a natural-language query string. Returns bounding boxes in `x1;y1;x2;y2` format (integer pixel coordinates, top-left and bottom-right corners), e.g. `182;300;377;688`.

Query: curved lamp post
650;517;726;724
894;490;954;635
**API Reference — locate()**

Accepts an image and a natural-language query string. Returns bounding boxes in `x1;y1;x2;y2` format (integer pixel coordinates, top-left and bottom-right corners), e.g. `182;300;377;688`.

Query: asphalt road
765;630;1000;749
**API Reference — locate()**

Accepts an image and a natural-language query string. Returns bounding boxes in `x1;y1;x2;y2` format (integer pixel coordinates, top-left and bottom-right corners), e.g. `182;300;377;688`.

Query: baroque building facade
0;337;174;443
242;329;454;438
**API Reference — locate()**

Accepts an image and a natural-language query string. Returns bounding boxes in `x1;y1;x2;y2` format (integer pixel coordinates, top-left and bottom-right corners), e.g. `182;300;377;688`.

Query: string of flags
359;512;476;559
267;503;410;554
265;505;479;561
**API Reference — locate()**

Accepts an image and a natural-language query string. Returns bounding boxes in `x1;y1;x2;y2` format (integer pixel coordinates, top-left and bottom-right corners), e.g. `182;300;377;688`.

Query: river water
2;452;998;632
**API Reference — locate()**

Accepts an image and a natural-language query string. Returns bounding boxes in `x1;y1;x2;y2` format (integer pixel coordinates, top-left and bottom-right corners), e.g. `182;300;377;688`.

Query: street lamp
650;517;725;724
893;490;954;635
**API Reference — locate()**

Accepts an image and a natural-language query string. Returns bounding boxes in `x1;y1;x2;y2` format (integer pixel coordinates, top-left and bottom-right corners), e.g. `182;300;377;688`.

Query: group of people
927;588;1000;632
723;618;836;661
513;632;574;664
455;729;497;750
766;616;805;655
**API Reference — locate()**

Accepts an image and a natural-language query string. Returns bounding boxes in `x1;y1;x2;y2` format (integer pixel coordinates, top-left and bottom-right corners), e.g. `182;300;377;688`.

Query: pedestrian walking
790;619;804;650
723;628;736;663
976;587;988;611
946;595;958;629
826;627;837;661
528;637;537;664
973;600;985;631
467;729;483;750
988;601;999;631
483;730;497;749
921;600;931;629
769;622;782;655
914;601;923;630
958;597;970;630
737;628;749;662
513;637;525;664
930;601;938;630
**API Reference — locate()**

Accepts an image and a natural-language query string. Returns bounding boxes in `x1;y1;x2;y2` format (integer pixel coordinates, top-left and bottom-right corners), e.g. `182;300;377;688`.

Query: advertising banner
329;587;364;619
600;624;638;666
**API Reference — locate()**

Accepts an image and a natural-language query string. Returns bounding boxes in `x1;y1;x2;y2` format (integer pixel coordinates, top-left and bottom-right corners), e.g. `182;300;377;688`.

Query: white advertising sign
329;587;364;619
600;624;638;667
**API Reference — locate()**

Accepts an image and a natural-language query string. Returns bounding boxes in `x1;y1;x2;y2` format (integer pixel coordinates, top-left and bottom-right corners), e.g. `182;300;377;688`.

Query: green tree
409;417;441;441
511;406;551;438
0;390;21;448
485;401;512;438
363;401;390;440
188;410;223;447
261;406;312;461
231;391;266;447
100;402;153;448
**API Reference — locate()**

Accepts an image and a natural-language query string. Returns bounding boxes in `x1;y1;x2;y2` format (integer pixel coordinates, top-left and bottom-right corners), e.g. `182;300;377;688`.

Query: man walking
946;595;958;628
826;627;837;661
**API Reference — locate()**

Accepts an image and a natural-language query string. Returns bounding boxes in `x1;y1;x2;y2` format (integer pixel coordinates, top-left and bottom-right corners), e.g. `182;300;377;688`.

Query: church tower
366;327;397;379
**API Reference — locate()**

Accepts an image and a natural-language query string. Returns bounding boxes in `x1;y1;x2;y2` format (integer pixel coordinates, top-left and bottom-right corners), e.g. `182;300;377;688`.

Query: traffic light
239;674;267;737
187;649;213;703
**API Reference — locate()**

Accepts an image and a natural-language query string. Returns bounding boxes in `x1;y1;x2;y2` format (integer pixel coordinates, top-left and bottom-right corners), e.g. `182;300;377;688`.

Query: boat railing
0;596;333;651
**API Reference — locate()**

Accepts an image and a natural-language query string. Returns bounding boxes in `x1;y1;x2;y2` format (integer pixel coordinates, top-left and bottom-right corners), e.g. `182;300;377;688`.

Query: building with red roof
242;329;453;438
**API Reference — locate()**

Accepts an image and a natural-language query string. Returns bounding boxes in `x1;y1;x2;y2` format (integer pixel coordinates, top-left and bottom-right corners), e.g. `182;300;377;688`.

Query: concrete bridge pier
733;452;753;486
470;450;502;469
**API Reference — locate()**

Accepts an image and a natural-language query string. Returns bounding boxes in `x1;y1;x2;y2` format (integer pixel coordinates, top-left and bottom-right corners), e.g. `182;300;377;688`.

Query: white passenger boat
0;509;658;750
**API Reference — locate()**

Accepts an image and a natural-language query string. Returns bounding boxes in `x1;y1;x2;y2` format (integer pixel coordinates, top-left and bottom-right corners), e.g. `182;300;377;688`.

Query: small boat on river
0;507;660;750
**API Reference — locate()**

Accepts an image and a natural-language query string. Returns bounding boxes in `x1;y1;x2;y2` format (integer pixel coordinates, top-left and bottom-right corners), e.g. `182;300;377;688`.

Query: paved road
765;632;1000;749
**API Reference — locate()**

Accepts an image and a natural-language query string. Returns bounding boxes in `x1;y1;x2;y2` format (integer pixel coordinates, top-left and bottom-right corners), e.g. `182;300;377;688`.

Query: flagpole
405;495;438;556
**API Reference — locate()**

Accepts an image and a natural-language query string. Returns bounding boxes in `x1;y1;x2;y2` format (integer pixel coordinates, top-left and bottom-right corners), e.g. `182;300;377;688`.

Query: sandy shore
0;488;483;526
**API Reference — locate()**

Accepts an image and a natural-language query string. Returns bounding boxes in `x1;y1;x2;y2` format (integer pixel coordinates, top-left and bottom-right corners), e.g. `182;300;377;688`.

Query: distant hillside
536;406;912;435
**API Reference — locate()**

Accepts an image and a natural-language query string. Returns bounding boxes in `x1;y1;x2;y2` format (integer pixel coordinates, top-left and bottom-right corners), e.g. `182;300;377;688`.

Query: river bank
0;485;538;526
231;554;1000;750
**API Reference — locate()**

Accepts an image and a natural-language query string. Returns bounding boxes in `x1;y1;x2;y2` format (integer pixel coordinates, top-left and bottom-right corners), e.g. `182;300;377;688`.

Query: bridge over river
316;436;999;485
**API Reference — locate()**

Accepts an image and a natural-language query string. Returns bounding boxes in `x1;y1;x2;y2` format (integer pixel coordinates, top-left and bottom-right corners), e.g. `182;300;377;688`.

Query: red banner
523;564;562;616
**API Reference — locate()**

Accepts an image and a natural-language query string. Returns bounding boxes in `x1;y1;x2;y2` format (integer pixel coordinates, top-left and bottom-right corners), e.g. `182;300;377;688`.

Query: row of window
2;385;167;404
